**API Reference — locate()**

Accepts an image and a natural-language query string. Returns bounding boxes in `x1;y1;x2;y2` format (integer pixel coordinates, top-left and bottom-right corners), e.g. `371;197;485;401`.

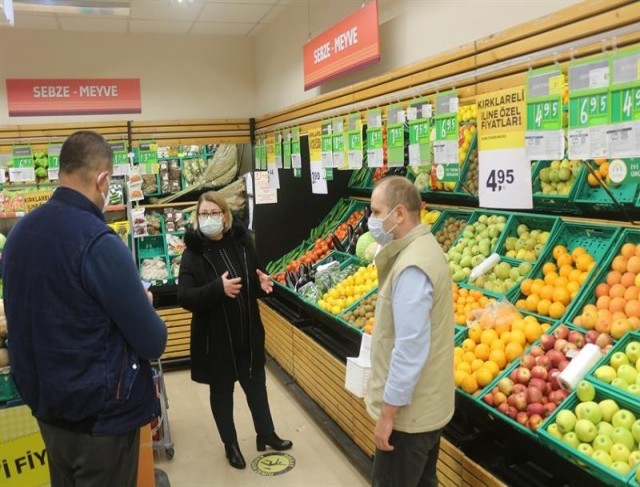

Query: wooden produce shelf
156;306;192;362
259;301;506;487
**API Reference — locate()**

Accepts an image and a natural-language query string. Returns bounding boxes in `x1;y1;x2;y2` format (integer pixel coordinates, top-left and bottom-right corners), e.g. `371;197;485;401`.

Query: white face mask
199;216;224;237
367;206;398;246
97;172;110;212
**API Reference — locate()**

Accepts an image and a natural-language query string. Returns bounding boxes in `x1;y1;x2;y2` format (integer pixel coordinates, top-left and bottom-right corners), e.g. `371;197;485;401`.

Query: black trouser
37;420;140;487
209;351;275;445
371;428;443;487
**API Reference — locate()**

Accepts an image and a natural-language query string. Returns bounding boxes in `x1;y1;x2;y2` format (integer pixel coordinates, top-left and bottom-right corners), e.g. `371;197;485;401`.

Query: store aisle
154;365;370;487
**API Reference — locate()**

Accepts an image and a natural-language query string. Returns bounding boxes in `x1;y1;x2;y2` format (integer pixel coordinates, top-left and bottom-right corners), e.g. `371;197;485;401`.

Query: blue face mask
367;206;398;246
199;215;224;237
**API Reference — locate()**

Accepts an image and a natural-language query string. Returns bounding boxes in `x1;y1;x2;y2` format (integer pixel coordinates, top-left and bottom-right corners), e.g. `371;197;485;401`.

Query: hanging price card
138;141;159;175
347;113;364;169
283;130;292;169
525;67;565;160
568;55;610;159
387;104;405;167
10;145;35;182
259;137;268;170
332;118;347;170
608;47;640;158
291;127;302;171
266;134;276;166
321;120;333;168
407;98;432;167
366;108;384;168
253;139;261;170
47;142;62;180
275;132;283;168
108;141;130;177
434;91;459;182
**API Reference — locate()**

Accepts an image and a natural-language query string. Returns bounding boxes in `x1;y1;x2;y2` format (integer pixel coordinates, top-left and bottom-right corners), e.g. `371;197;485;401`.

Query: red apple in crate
531;366;548;381
513;391;528;411
554;339;568;352
546;350;565;368
568;330;585;348
553;325;570;340
516;411;529;425
497;402;510;416
548;370;561;391
595;333;612;349
563;342;578;355
528;414;544;431
483;393;494;406
527;402;545;416
529;345;545;357
585;330;599;344
520;354;536;370
540;334;556;351
508;407;518;419
515;367;531;385
513;383;527;394
498;377;515;396
535;355;552;370
558;360;570;372
529;378;547;394
527;386;544;404
544;402;557;415
493;391;507;405
510;369;518;382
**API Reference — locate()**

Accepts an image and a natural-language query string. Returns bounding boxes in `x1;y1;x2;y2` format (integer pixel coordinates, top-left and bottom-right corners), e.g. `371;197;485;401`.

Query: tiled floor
154;366;370;487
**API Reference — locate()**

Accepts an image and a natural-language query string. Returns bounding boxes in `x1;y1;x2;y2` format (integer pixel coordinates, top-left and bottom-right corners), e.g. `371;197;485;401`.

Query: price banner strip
366;108;384;168
568;54;610;160
525;66;565;161
407;98;432;167
386;103;406;167
347;113;364;169
138;141;159;175
47;142;62;181
332;117;348;170
10;145;35;183
282;129;292;170
108;141;130;177
434;91;459;182
608;46;640;161
291;127;302;177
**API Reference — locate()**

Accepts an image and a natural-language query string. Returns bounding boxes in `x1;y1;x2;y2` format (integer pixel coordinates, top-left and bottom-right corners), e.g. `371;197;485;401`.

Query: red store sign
5;78;142;116
303;0;380;91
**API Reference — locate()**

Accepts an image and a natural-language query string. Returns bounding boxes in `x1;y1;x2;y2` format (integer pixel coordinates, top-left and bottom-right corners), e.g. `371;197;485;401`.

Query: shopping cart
151;359;175;460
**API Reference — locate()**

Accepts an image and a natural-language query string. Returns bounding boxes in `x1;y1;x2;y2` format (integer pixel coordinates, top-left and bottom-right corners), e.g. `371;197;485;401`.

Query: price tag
332;118;347;169
321;121;333;168
609;48;640;157
478;153;533;209
434;113;458;181
310;160;328;194
367;109;384;168
568;55;611;159
267;162;279;189
138;141;159;175
347;114;364;169
407;98;432;167
525;67;565;160
47;143;62;181
110;141;130;177
282;130;292;169
10;145;35;182
291;128;302;169
387;124;405;167
275;132;283;168
407;106;418;121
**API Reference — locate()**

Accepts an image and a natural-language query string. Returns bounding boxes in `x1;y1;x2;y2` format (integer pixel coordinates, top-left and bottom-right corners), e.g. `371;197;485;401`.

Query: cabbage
355;232;375;259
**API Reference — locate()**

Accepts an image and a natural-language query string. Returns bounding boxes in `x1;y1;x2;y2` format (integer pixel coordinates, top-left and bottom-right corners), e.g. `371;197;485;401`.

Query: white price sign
367;148;384;167
8;167;35;182
267;163;279;189
332;149;345;169
608;121;640;158
408;144;421;166
568;128;590;160
524;130;565;161
479;150;533;209
310;160;328;194
349;149;363;169
433;140;457;165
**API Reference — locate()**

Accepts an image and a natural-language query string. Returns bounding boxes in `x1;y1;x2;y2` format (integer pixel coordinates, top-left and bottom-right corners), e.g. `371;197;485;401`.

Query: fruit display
535;159;582;196
481;325;607;433
430;117;476;192
446;213;508;282
318;264;378;315
420;208;441;225
452;284;494;326
542;390;640;479
573;241;640;338
434;216;467;252
516;245;595;320
587;159;612;188
460;148;478;195
470;260;532;296
458;122;476;164
34;152;49;181
459;103;478;123
502;223;552;261
454;304;549;395
342;293;376;333
591;338;640;395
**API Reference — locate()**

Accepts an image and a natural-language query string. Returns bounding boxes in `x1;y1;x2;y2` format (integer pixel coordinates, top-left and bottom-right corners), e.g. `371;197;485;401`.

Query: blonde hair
194;191;233;232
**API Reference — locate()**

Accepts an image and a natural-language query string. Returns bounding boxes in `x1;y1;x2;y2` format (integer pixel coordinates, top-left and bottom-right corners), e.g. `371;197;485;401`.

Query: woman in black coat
177;191;292;469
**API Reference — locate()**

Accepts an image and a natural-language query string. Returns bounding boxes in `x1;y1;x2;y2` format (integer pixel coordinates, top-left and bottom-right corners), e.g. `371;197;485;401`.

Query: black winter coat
177;224;266;385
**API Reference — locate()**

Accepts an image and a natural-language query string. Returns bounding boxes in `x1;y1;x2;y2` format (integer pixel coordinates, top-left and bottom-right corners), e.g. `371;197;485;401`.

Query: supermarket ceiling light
12;0;130;16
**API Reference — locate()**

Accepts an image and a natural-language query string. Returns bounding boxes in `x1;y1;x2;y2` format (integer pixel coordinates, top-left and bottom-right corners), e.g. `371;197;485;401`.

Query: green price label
367;127;383;149
13;146;33;168
437;164;459;183
110;141;128;165
387;123;404;167
348;131;362;150
321;136;333;152
569;93;608;128
409;120;429;144
611;87;640;122
291;138;300;155
332;133;344;152
283;134;291;169
435;116;457;140
527;100;562;130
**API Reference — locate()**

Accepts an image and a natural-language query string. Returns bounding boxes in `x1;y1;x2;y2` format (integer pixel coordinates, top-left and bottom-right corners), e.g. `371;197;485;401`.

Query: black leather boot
256;433;293;452
224;443;246;469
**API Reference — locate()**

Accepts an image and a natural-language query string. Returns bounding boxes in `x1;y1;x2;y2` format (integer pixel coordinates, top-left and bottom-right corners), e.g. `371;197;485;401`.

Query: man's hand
374;403;399;451
222;271;242;298
256;269;274;294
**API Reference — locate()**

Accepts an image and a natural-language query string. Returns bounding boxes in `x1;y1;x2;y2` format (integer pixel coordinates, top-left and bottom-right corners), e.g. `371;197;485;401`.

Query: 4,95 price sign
479;154;532;209
525;67;564;160
485;169;514;192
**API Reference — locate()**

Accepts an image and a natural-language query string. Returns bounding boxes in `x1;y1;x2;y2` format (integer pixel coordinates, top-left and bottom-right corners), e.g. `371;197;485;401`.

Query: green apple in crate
610;461;630;475
599;399;620;423
576;380;595;402
611;427;635;451
591;450;613;467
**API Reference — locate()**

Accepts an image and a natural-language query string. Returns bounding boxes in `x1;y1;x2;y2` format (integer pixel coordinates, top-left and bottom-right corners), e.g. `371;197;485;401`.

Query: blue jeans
371;428;443;487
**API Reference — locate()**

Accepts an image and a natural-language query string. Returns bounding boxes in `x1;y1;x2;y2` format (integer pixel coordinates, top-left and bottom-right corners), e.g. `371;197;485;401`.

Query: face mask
199;216;224;237
97;172;110;212
367;206;399;246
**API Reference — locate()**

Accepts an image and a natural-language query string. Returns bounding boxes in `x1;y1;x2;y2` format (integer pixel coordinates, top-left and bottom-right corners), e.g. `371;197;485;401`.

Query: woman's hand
256;269;273;294
221;271;242;298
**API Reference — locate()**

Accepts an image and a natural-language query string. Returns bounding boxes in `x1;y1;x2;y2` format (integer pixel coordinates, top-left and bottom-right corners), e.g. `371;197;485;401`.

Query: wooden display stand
259;301;506;487
157;307;192;362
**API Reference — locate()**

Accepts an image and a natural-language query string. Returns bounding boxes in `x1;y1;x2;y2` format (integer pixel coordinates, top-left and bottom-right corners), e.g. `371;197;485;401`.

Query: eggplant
331;234;344;252
285;271;298;289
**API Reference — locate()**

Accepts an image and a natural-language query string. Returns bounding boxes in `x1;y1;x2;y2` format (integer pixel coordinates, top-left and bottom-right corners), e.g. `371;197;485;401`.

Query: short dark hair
376;175;421;215
59;131;113;176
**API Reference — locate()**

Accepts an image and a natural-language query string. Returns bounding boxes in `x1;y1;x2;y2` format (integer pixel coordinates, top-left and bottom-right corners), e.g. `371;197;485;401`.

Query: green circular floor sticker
251;452;296;476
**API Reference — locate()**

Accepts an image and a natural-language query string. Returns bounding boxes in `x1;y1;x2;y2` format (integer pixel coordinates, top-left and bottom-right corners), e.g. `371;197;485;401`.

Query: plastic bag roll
558;343;602;391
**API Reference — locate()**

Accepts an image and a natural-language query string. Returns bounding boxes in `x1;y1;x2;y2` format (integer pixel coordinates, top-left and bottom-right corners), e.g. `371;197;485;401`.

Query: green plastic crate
538;384;640;486
430;209;472;252
448;210;512;254
136;234;166;259
496;213;561;263
574;160;640;213
564;228;640;327
463;256;534;302
584;330;640;403
0;370;18;403
339;287;378;332
348;167;373;192
531;160;585;215
454;132;479;200
511;222;620;322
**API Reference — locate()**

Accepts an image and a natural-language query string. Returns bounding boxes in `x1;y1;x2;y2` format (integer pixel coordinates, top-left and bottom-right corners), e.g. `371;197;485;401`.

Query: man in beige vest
364;176;455;487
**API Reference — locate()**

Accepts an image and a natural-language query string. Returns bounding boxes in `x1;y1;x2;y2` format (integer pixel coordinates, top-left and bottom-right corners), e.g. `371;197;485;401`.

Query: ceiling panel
58;15;128;33
190;21;254;36
261;5;284;24
129;19;193;34
197;2;272;23
130;1;204;22
12;12;59;30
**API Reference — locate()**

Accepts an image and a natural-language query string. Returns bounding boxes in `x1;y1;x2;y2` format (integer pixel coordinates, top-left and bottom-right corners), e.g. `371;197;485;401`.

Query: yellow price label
548;74;565;96
0;433;49;486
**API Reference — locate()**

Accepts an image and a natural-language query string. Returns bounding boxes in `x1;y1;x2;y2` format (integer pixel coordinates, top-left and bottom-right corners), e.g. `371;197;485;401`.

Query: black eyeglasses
198;211;223;218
